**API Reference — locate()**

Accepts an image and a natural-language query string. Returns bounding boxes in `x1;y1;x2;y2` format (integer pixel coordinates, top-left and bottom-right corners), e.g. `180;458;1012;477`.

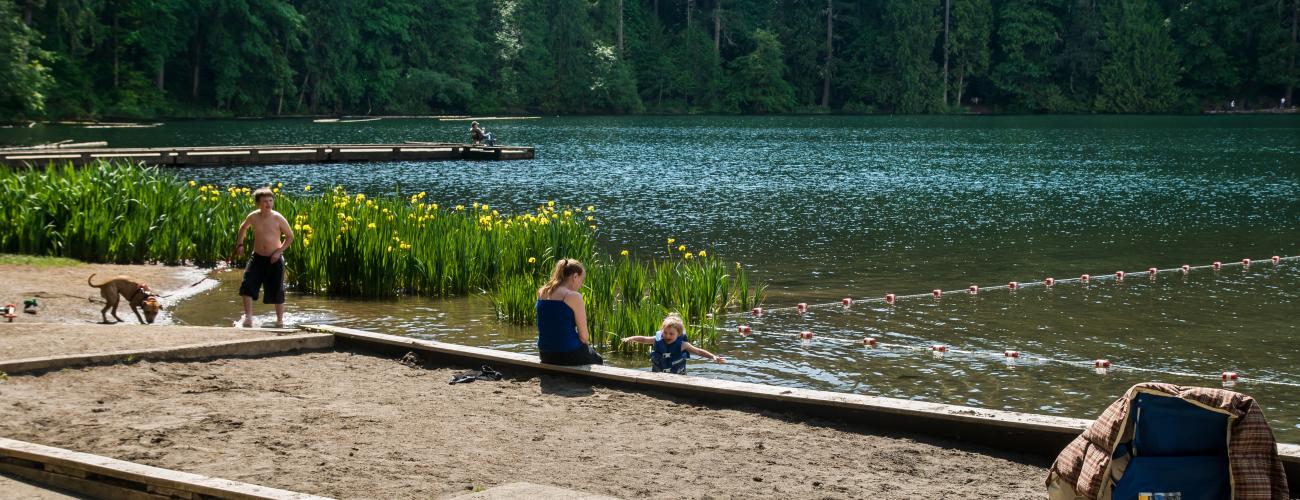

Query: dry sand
0;260;215;325
0;260;1051;498
0;351;1049;499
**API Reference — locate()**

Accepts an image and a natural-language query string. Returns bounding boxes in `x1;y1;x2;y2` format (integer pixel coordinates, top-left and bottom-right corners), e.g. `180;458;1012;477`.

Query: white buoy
797;303;808;314
1213;261;1222;270
1081;274;1091;283
1044;277;1055;286
1115;270;1125;281
1272;255;1281;264
885;293;896;304
737;325;752;336
751;307;763;316
968;285;979;294
1181;264;1190;273
932;289;942;298
1222;371;1239;388
1008;281;1018;290
842;297;853;307
863;337;877;347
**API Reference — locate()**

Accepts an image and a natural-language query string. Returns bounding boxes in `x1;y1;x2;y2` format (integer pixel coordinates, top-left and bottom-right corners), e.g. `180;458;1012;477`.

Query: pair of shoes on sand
449;365;504;385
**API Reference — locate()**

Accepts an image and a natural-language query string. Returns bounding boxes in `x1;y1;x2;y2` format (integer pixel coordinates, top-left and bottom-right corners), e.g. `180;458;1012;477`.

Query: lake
6;115;1297;441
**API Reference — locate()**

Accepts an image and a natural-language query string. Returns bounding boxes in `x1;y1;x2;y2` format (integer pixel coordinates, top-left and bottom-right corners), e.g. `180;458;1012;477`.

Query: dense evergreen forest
1;0;1297;119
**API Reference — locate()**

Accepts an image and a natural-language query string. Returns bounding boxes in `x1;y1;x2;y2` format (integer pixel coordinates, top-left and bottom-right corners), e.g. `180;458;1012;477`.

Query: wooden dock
0;143;534;168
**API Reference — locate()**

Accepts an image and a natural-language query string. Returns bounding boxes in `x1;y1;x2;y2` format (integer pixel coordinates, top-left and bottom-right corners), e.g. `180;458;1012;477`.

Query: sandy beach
0;259;1050;498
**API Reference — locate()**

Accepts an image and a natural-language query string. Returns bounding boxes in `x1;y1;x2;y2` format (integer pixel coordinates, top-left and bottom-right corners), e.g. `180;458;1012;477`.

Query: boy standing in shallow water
622;313;725;374
233;187;294;328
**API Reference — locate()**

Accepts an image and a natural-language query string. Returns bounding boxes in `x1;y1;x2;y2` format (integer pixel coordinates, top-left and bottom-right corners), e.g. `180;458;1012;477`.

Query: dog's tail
87;273;108;288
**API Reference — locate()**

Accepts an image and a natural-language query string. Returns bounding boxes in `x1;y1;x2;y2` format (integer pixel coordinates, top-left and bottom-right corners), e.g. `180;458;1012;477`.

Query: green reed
492;249;764;350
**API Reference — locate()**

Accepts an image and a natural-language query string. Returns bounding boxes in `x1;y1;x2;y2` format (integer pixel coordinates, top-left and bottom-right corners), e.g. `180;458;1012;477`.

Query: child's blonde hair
661;313;684;336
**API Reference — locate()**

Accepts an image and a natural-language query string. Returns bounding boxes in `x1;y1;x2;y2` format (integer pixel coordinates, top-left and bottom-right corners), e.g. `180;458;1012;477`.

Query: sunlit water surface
6;115;1296;440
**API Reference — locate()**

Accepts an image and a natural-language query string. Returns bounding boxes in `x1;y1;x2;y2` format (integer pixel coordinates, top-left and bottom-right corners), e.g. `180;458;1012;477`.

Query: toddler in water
621;313;725;374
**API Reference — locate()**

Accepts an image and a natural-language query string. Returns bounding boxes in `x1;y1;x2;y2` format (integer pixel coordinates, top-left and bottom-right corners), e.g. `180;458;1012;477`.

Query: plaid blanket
1047;382;1289;499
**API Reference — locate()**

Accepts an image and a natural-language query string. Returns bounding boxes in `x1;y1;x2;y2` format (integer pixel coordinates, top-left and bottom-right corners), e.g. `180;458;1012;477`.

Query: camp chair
1046;382;1289;500
1109;392;1231;499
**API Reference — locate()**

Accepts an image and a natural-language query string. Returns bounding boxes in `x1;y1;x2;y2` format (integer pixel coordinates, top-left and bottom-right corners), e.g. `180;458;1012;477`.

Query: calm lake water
6;116;1298;441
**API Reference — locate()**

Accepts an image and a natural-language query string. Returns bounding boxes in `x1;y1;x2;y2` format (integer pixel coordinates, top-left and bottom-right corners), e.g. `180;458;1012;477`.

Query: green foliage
5;0;1298;116
726;29;794;113
0;0;53;117
1094;0;1183;113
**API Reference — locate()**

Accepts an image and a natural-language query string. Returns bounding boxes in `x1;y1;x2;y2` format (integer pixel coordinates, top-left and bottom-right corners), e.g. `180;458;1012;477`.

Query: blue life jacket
651;330;689;374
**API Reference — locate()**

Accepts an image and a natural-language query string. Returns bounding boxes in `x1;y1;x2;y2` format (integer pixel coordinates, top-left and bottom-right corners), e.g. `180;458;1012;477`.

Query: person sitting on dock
536;258;603;366
483;129;495;147
621;313;724;374
470;121;485;145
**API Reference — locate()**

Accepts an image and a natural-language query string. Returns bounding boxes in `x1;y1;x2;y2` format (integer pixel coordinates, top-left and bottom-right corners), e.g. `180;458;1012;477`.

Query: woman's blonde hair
540;258;585;297
661;313;684;336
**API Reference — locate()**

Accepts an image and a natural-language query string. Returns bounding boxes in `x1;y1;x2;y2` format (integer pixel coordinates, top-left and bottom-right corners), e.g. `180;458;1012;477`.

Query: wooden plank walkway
0;143;534;167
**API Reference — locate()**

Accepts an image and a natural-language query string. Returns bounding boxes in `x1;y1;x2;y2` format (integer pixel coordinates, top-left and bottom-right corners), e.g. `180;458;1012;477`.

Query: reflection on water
34;115;1298;441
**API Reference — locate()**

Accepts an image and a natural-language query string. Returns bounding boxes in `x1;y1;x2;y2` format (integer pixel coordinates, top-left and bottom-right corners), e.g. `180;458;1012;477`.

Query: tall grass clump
0;161;768;350
492;247;765;351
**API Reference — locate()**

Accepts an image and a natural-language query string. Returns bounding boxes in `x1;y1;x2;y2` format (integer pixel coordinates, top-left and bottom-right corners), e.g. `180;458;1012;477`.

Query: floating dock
0;143;534;167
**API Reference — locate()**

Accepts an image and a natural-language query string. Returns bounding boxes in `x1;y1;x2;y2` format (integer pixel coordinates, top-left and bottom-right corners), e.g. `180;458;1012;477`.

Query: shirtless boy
233;187;294;327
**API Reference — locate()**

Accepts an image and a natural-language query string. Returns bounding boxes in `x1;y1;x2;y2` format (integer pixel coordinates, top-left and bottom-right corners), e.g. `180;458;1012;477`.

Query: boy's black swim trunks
239;253;285;304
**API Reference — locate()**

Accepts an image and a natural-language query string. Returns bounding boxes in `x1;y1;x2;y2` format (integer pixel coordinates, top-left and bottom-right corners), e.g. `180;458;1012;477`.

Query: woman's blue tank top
536;299;582;353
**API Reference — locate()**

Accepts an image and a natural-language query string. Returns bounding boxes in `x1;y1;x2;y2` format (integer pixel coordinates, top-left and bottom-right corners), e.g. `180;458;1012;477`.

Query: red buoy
1213;261;1222;270
1222;371;1239;387
1181;264;1190;273
737;325;752;336
1147;267;1158;275
863;337;877;347
797;303;808;313
931;345;947;353
1272;255;1281;264
885;293;896;304
1242;258;1251;267
932;289;942;298
1044;277;1055;286
968;285;979;294
842;297;853;307
1081;274;1091;282
1115;270;1125;281
799;330;813;340
1008;281;1018;290
1003;350;1020;358
752;307;763;316
1094;359;1111;369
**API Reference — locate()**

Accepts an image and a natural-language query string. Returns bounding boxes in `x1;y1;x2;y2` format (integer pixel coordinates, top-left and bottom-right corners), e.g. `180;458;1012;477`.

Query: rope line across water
701;254;1298;389
725;254;1298;318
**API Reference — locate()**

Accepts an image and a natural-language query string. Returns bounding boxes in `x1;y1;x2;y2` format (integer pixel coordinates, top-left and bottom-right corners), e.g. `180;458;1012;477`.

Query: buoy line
714;327;1300;389
725;254;1295;319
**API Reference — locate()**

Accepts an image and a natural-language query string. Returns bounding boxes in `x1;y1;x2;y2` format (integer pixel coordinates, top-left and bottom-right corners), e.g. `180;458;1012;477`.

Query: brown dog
88;274;162;324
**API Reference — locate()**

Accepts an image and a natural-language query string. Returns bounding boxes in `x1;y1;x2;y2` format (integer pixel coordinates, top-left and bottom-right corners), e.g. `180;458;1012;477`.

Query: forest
1;0;1297;118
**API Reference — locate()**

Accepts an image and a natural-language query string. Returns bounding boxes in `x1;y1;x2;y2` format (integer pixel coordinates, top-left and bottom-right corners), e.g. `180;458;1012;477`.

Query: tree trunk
112;12;120;89
1289;0;1297;104
821;0;832;107
23;0;32;25
686;0;693;28
714;0;721;54
156;57;165;91
191;20;203;101
955;60;965;108
942;0;950;108
297;72;310;109
618;0;624;58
